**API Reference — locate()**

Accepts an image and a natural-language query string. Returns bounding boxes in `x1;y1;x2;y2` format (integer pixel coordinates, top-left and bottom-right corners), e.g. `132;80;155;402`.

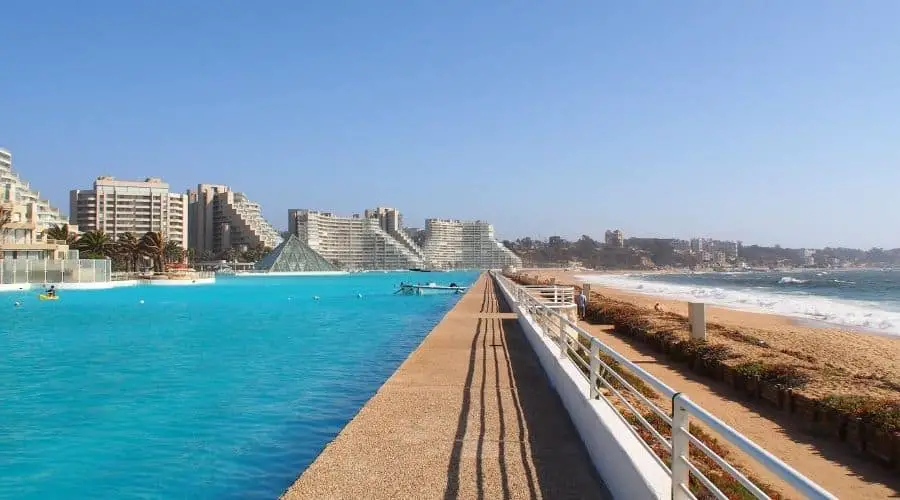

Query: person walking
577;289;587;320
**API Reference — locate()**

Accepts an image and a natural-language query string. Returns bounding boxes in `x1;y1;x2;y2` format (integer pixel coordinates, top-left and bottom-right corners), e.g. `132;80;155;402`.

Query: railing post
558;315;567;359
589;338;600;399
671;394;691;500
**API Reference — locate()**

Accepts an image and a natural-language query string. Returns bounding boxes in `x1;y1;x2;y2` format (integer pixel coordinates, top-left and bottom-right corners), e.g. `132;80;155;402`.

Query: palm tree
241;243;269;262
220;247;237;263
44;224;77;244
198;249;215;262
75;230;113;259
139;231;166;272
115;232;141;271
164;240;184;265
185;247;196;264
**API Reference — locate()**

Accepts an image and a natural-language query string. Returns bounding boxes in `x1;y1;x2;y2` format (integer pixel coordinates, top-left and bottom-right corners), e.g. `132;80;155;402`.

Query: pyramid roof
254;234;337;272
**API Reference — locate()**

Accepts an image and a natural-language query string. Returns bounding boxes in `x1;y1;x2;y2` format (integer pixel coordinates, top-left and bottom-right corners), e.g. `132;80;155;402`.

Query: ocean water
0;271;478;499
577;269;900;335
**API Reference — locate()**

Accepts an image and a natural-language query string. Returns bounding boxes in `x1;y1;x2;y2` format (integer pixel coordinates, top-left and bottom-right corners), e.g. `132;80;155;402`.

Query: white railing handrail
491;271;836;500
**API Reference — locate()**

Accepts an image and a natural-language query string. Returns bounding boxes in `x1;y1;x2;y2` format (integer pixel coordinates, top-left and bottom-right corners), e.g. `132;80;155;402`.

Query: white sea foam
576;274;900;335
778;276;808;284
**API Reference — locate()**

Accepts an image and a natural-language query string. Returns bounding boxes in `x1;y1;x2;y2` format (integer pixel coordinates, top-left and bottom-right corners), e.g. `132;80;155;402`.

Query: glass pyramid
254;234;337;272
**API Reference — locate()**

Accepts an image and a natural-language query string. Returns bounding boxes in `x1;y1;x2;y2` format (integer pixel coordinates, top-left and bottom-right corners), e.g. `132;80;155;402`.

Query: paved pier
282;273;607;499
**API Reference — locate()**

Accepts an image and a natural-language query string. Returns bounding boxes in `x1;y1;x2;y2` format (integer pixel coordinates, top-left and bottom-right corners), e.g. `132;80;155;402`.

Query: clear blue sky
3;1;900;249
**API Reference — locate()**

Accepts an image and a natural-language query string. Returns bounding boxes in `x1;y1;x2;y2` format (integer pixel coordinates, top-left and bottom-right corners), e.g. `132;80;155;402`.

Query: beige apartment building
70;176;188;248
0;148;73;260
289;208;428;270
187;184;281;257
421;218;522;269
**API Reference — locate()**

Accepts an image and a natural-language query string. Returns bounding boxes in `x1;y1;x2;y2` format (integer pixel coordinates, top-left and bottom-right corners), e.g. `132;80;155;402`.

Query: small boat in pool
38;294;59;301
396;282;466;295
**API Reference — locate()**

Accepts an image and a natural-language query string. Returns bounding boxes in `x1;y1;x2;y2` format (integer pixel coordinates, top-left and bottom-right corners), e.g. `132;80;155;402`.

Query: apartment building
288;209;427;270
605;229;625;248
421;218;522;269
1;148;73;259
690;238;739;258
187;184;281;257
364;207;429;263
70;176;188;248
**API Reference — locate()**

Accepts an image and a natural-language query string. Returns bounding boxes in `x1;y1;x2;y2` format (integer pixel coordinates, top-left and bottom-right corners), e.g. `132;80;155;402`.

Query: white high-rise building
289;209;427;270
421;218;522;269
0;148;74;259
70;176;188;248
187;184;281;258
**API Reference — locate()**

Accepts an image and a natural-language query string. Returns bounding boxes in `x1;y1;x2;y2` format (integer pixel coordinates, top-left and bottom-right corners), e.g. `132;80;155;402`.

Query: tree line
42;224;271;272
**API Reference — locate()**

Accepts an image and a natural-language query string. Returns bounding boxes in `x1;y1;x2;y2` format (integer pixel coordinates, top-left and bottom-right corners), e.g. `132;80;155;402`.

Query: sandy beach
521;269;900;400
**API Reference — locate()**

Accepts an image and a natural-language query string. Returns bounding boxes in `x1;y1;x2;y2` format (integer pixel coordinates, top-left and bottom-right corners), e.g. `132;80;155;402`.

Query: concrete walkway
282;274;608;500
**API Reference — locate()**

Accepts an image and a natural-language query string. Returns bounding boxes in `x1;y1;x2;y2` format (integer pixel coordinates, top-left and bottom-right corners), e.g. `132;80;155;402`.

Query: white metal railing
492;272;836;500
521;284;576;307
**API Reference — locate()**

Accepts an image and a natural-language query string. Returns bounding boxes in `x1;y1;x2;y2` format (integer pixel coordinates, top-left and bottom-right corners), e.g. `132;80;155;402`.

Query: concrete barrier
688;302;707;340
493;274;670;499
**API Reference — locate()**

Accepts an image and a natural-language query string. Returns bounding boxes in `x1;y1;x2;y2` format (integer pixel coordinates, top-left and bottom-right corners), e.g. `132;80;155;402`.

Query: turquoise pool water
0;271;479;499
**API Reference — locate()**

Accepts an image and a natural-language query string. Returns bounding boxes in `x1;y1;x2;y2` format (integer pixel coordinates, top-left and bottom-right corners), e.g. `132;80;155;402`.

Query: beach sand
523;269;900;399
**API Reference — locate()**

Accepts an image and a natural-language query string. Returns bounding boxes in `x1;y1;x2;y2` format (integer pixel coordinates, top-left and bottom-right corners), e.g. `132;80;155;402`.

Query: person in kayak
45;285;57;297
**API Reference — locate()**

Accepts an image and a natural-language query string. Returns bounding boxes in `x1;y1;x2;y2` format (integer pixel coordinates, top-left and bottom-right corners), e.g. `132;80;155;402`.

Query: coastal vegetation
508;271;900;474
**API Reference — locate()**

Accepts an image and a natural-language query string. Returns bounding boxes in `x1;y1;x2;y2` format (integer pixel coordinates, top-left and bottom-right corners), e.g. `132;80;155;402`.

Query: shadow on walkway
443;277;609;500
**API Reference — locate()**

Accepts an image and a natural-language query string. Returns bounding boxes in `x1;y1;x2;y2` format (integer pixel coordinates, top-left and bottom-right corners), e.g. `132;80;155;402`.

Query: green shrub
821;395;900;433
734;361;810;389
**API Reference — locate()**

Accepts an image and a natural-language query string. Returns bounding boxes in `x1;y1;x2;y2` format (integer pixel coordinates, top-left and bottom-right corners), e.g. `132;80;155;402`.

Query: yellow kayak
39;294;59;301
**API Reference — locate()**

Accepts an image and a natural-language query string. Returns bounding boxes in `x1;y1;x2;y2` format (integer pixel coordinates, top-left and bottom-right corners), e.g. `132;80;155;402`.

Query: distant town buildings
70;176;188;248
688;238;739;259
671;239;691;254
187;184;281;258
0;148;73;259
605;229;625;248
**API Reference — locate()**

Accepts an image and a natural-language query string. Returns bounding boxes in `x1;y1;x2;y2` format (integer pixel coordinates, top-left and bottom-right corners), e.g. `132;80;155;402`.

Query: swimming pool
0;271;479;499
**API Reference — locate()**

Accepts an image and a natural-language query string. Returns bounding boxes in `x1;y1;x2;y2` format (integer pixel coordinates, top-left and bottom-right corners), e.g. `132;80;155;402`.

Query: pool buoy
357;293;363;299
313;295;320;300
14;301;21;308
139;299;145;304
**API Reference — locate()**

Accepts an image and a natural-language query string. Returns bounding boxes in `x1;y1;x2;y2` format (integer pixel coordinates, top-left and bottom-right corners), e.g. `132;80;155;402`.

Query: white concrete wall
492;273;671;500
147;277;216;286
